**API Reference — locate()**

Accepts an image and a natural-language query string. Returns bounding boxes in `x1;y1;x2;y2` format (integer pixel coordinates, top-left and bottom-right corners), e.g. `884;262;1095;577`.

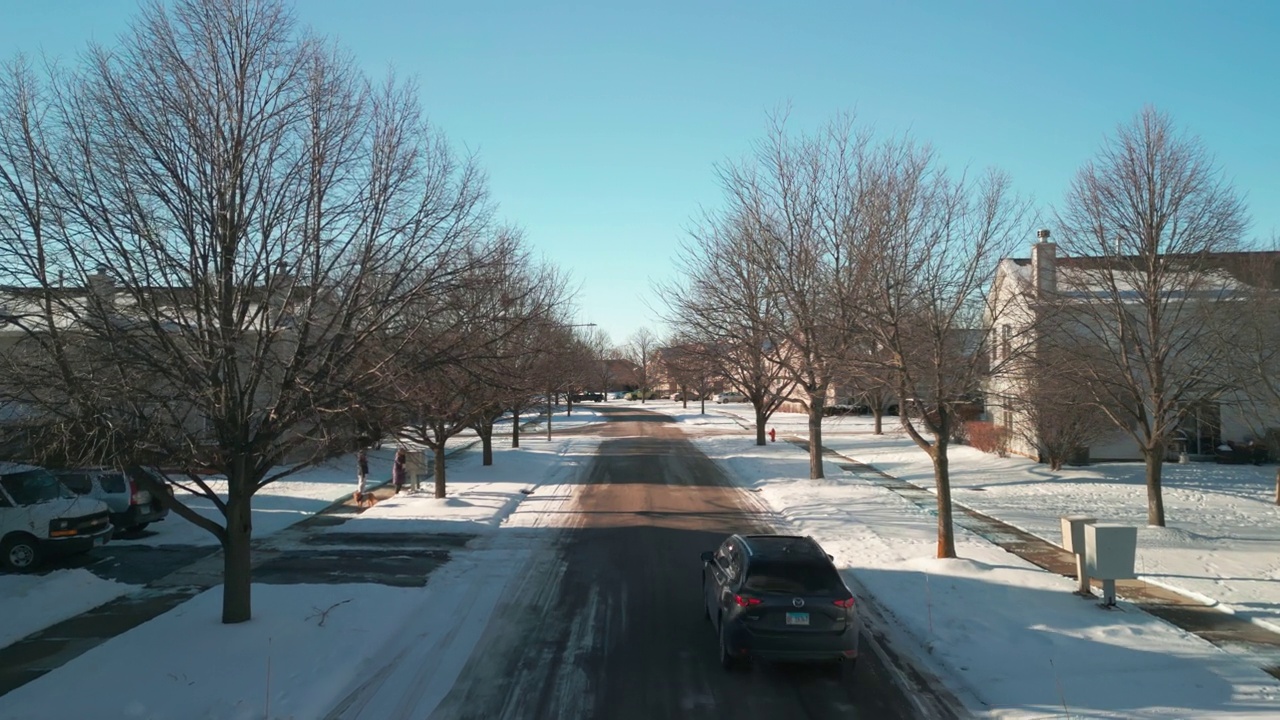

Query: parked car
671;391;700;401
700;534;858;676
54;467;170;536
569;392;604;402
716;391;747;404
0;462;113;572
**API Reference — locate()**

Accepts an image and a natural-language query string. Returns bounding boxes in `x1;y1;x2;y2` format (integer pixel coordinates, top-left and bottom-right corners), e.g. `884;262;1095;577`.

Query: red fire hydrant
768;428;776;443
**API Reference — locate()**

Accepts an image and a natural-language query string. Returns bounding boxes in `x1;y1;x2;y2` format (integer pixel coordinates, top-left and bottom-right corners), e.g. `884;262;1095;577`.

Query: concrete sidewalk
790;436;1280;681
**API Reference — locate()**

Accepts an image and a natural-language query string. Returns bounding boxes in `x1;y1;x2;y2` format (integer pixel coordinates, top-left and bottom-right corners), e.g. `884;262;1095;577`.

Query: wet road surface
427;406;918;720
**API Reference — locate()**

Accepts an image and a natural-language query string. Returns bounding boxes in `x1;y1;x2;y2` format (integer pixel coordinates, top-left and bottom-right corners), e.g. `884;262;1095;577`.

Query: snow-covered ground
1;570;136;649
0;407;604;648
1;427;602;720
6;399;1280;718
657;400;1280;718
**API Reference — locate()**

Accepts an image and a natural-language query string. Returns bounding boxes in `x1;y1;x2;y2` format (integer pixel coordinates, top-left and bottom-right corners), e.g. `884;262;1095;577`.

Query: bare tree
718;113;876;478
1050;107;1249;527
660;335;718;411
626;327;658;402
387;227;567;490
658;205;797;445
1011;343;1118;470
0;0;491;622
839;339;898;435
860;140;1028;559
584;327;616;400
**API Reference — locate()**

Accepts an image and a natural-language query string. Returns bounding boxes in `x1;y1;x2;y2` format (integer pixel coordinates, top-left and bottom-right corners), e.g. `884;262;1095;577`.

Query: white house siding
984;242;1280;466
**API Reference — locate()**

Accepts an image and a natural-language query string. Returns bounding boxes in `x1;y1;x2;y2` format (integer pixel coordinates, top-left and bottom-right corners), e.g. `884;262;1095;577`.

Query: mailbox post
1061;515;1097;596
1085;524;1137;608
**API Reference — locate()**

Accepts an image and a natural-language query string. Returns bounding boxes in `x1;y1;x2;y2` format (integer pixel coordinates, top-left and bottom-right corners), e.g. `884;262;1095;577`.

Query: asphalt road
427;406;918;720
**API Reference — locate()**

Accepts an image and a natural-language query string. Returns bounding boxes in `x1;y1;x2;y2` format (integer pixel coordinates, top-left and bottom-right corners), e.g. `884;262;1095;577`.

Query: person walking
391;447;407;493
356;448;369;496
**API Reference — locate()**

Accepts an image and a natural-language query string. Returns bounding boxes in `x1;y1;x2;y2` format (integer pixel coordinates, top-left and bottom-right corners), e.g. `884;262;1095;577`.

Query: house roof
1006;250;1280;287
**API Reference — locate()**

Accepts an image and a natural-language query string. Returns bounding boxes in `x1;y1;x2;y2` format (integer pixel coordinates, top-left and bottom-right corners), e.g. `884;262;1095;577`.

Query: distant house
0;267;323;464
986;233;1280;462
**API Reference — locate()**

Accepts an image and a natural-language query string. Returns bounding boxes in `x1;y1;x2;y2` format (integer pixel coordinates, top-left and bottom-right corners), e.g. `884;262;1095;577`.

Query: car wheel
2;533;42;573
128;522;151;534
829;657;858;683
718;617;739;670
701;572;710;620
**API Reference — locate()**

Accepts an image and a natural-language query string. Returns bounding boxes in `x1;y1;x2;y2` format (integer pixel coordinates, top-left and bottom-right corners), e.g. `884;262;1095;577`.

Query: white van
1;462;113;572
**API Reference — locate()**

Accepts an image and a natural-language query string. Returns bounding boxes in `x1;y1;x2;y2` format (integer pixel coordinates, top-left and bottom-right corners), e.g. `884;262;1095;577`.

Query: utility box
1084;524;1137;580
1060;515;1096;555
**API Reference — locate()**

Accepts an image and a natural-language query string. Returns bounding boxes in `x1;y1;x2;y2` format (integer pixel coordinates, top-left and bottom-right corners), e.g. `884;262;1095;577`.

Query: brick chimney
87;264;116;301
85;263;123;321
1031;229;1056;299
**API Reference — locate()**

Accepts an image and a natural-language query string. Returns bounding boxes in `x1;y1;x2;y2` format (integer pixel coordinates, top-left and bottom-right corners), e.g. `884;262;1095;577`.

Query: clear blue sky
4;1;1278;345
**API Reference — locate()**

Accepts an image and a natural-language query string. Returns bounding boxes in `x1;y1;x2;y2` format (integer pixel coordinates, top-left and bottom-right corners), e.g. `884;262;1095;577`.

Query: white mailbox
1084;524;1137;580
1060;515;1096;555
1084;524;1137;608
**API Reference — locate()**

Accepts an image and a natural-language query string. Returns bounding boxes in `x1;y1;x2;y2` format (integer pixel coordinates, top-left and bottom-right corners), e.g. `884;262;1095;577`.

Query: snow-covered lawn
1;434;599;720
1;570;136;649
11;400;1280;718
656;401;1280;717
682;405;1280;635
0;407;606;646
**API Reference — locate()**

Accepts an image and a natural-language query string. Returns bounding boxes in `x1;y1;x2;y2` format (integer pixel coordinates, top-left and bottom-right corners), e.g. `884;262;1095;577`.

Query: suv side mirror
700;551;714;564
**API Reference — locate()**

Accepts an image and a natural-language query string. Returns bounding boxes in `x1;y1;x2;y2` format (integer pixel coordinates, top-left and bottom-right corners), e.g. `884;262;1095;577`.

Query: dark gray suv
701;534;859;675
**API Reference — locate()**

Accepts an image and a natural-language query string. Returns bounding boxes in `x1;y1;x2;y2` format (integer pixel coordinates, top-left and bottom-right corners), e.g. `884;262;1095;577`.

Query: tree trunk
221;490;253;624
932;440;957;558
755;405;767;446
480;421;494;466
434;445;447;498
512;411;520;448
808;397;825;480
1144;444;1166;526
873;407;883;435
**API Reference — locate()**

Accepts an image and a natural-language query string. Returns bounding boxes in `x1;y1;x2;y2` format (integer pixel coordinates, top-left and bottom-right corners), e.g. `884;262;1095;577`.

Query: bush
965;420;1009;457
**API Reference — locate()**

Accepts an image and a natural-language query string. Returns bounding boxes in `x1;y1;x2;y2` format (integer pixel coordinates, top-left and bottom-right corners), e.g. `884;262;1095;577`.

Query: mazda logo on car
792;597;804;608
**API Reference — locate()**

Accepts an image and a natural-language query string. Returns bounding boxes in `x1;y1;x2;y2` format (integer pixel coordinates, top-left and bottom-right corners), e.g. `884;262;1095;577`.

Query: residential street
424;406;918;720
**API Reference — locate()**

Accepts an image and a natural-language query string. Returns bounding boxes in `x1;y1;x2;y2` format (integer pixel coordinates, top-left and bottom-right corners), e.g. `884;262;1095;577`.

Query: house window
1001;324;1012;360
1003;405;1013;431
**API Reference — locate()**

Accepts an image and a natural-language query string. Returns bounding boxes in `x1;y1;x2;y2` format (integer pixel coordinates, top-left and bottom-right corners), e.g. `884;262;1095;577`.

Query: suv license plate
785;612;809;626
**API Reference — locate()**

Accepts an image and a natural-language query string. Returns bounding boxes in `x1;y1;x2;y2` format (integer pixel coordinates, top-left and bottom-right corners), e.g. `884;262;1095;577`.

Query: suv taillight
833;597;855;609
733;594;762;607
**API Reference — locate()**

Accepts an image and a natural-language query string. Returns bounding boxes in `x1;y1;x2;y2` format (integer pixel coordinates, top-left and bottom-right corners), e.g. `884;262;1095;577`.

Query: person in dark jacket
392;447;407;493
356;449;369;496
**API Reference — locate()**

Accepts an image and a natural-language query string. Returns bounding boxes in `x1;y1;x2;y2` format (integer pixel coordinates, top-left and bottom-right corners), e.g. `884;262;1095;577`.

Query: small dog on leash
353;491;376;508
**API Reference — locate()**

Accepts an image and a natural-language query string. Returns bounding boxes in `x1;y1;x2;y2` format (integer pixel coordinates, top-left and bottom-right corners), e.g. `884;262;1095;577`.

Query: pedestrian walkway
788;437;1280;681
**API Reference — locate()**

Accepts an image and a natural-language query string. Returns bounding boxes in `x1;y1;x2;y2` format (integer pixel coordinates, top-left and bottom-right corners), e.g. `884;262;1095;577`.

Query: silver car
54;467;170;536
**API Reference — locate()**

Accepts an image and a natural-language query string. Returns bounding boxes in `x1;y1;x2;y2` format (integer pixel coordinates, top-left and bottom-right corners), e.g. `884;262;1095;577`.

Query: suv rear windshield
100;472;126;493
742;561;845;595
59;473;94;495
